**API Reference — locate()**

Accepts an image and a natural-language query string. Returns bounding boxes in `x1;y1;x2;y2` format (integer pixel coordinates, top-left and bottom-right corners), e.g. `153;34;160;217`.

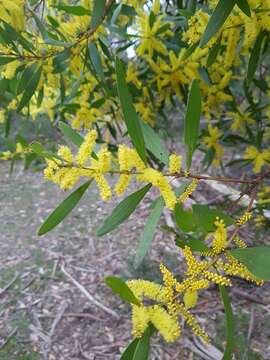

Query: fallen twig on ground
60;266;119;319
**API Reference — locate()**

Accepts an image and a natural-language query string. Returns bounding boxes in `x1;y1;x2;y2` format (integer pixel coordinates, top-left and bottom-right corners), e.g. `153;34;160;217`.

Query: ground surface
0;163;270;360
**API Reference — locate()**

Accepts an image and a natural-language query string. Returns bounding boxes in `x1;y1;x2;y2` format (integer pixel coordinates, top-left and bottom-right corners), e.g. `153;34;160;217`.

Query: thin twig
49;301;68;337
60;266;119;319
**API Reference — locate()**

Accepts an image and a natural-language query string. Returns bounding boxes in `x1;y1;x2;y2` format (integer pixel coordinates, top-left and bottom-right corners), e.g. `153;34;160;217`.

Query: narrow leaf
230;246;270;280
54;5;90;16
219;286;234;360
0;57;16;66
115;56;147;163
200;0;236;47
247;31;265;82
59;121;84;147
236;0;251;17
120;339;140;360
90;0;106;29
140;121;169;166
17;63;38;95
134;197;164;268
38;180;92;236
133;326;153;360
184;79;201;169
17;66;42;112
88;42;105;81
105;276;141;306
96;184;151;236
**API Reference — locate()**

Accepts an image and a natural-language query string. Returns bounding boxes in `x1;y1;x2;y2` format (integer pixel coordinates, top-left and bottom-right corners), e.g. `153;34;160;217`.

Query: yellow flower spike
184;290;198;309
212;218;228;254
169;154;182;173
57;146;73;163
177;303;210;343
92;147;111;173
223;254;264;286
236;211;252;226
202;270;231;286
94;174;112;201
243;146;270;173
149;305;181;342
232;236;247;248
131;305;150;338
114;174;132;196
178;179;199;204
126;280;168;303
76;130;97;166
140;168;177;209
182;246;208;277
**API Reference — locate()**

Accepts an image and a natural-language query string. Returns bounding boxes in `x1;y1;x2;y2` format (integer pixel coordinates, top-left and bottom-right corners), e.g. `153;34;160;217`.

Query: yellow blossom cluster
126;208;263;344
44;131;194;210
244;146;270;173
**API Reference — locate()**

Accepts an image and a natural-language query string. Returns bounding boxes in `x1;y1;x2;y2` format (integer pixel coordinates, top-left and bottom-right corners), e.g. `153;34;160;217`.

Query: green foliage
115;56;147;163
230;246;270;280
200;0;237;47
105;276;141;306
184;79;201;169
134;197;164;268
96;184;151;236
219;286;235;360
38;180;92;235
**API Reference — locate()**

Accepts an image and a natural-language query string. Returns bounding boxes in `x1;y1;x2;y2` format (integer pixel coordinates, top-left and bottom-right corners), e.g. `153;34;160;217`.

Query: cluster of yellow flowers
126;215;262;344
44;130;198;210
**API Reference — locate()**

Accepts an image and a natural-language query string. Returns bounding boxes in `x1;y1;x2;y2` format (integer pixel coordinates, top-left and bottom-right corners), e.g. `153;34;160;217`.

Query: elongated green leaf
38;180;92;236
17;63;38;95
236;0;251;17
140;121;169;166
174;204;196;232
17;66;42;112
0;57;16;66
192;204;233;232
200;0;236;47
115;56;147;163
88;42;105;81
120;339;140;360
184;79;201;169
219;286;234;360
175;237;209;252
247;31;265;82
134;197;164;268
31;11;71;47
96;184;151;236
90;0;106;29
54;5;90;16
133;326;154;360
59;121;84;147
230;246;270;280
105;276;141;305
207;42;221;67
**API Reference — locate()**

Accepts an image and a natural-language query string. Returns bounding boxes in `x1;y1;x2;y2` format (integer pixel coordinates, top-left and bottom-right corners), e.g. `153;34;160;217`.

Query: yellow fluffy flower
184;290;198;309
76;130;97;166
244;146;270;173
212;218;227;254
203;124;224;166
149;305;180;342
169;154;182;174
140;168;176;209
